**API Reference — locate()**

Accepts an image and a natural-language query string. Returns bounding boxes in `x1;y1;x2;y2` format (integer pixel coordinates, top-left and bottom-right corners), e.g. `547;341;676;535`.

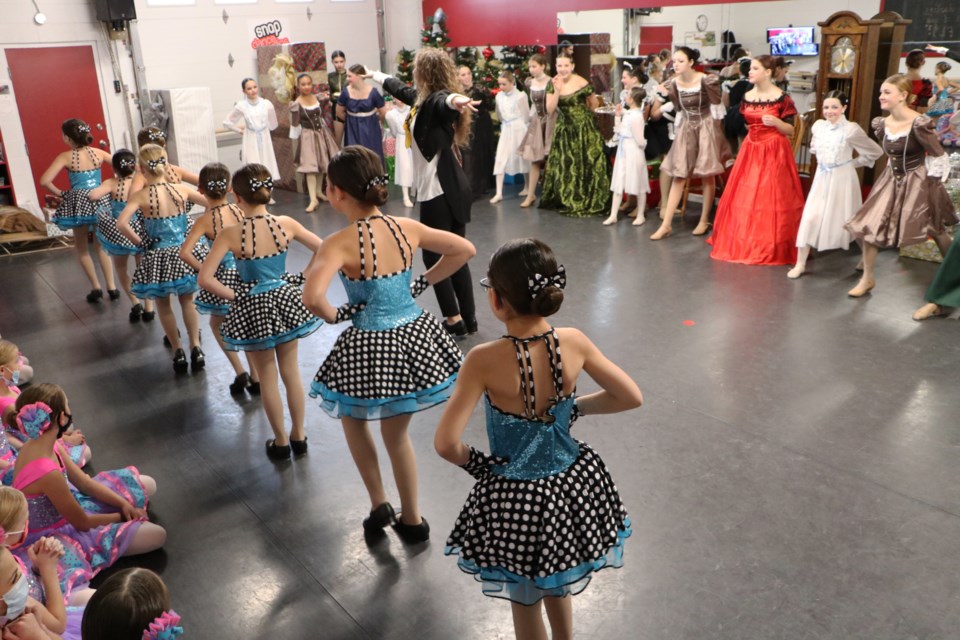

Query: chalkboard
883;0;960;50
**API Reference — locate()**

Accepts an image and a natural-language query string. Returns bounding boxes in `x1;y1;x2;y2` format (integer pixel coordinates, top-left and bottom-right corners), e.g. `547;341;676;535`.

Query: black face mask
57;412;73;437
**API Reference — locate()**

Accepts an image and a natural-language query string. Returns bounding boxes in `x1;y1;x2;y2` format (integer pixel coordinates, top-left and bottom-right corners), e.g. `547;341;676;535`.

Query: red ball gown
709;94;804;265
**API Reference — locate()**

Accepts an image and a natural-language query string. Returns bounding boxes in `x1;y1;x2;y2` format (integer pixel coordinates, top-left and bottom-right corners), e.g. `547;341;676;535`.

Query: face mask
0;569;29;625
1;368;18;387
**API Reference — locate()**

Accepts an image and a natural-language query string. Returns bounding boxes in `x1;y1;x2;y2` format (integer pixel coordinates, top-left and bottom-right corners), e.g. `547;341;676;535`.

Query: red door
5;46;112;204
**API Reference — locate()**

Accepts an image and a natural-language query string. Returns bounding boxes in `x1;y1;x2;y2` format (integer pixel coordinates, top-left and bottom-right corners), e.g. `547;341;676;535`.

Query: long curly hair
413;48;472;147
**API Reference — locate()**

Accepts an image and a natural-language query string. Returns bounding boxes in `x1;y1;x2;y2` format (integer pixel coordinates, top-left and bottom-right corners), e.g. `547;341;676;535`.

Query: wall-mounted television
767;27;818;56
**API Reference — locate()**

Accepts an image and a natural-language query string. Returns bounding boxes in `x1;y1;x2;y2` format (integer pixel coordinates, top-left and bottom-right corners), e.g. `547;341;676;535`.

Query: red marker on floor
683;320;696;326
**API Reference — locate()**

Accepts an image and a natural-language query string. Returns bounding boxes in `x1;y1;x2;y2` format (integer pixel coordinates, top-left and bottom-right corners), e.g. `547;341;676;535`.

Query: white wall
557;9;623;59
0;0;415;214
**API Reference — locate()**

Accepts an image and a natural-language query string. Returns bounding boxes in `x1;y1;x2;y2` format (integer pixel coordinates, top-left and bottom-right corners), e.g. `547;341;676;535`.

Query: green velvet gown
540;85;610;217
924;232;960;308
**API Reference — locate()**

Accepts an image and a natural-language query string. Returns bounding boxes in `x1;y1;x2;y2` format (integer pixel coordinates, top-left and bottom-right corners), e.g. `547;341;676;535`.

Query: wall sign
250;18;291;49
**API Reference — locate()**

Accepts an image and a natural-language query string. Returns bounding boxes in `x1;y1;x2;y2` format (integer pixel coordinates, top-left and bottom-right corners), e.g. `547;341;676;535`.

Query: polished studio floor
2;186;959;639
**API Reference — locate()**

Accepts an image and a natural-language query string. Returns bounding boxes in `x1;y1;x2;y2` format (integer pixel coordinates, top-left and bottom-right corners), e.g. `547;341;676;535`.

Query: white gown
795;117;883;251
493;89;531;176
223;98;281;180
610;108;650;196
384;106;414;188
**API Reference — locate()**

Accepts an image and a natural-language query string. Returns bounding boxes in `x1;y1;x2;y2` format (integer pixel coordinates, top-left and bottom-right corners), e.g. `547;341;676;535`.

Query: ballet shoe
172;349;188;374
847;279;875;298
489;194;503;204
692;222;712;236
265;439;290;461
190;346;205;372
912;303;949;321
86;289;103;304
363;502;397;533
290;437;308;457
393;516;430;543
305;200;319;213
602;215;618;226
403;199;414;208
649;227;672;241
128;303;143;323
632;216;646;227
229;372;252;395
107;289;121;301
786;266;806;280
520;196;536;208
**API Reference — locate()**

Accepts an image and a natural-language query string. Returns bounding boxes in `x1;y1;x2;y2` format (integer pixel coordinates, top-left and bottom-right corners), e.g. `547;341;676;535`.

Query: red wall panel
638;26;673;55
422;0;777;47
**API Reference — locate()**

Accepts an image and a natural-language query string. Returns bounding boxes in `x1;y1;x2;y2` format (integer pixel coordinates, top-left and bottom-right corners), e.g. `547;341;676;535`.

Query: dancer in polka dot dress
303;146;475;542
199;164;323;461
434;238;642;638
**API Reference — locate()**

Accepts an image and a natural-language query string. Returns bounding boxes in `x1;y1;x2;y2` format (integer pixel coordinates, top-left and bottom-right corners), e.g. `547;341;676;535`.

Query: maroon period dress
845;115;955;248
709;94;804;265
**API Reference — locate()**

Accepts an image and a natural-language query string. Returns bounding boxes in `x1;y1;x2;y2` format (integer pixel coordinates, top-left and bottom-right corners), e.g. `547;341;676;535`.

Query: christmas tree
474;45;500;92
396;48;414;86
455;47;478;73
499;45;539;87
421;8;450;49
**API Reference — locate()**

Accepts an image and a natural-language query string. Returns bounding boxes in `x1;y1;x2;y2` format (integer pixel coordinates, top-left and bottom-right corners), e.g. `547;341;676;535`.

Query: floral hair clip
77;124;91;133
250;177;273;191
119;158;136;169
527;264;566;299
147;158;167;170
142;610;183;640
149;131;165;141
365;175;389;191
206;179;228;191
15;401;54;441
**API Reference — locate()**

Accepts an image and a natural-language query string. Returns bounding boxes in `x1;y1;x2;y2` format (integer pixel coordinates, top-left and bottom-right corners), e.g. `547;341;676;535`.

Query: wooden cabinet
0;128;16;207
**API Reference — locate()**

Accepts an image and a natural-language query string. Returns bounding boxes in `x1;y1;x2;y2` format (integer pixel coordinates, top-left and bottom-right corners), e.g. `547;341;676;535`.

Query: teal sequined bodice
485;394;579;480
340;269;421;331
143;214;189;249
341;215;422;331
483;329;579;481
110;199;126;219
68;168;101;190
236;252;287;294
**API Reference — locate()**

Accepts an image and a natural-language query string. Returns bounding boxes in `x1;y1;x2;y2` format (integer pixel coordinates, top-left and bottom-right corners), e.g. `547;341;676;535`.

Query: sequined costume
310;215;462;420
53;148;109;231
96;176;144;256
11;554;85;640
445;329;630;605
195;204;244;316
219;214;321;351
13;449;147;578
130;184;199;299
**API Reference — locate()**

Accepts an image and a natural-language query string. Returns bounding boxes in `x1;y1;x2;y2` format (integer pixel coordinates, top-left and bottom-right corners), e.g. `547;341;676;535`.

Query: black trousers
419;195;475;322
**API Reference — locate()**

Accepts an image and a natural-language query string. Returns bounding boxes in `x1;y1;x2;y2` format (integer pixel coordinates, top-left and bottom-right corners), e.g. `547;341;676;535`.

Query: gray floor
2;186;959;639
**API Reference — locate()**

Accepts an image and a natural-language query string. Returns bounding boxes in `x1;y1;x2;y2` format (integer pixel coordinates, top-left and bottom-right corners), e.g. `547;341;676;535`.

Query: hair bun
532;287;564;317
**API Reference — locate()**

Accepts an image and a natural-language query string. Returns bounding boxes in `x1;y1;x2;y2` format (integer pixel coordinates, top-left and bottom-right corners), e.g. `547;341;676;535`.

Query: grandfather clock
817;11;910;182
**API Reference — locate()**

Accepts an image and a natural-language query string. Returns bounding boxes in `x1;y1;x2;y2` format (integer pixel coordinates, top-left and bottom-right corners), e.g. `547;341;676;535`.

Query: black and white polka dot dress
95;176;144;256
444;330;631;605
195;204;244;316
220;214;322;351
130;183;198;299
310;215;462;420
53;148;109;231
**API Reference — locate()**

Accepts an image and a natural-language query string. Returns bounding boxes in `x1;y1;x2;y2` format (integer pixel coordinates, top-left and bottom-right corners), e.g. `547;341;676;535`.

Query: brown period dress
845;116;956;248
291;101;340;174
659;74;733;179
517;80;557;163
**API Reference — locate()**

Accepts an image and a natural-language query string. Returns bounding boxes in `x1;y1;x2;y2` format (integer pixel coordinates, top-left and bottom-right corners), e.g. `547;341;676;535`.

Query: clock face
696;14;708;31
831;36;856;75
